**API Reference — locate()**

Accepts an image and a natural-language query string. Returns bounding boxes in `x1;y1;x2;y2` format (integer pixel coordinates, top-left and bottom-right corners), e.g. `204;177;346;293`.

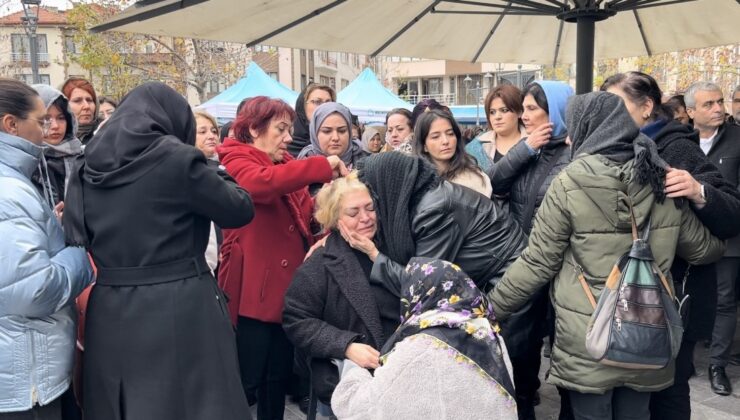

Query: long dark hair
413;109;483;182
600;72;673;122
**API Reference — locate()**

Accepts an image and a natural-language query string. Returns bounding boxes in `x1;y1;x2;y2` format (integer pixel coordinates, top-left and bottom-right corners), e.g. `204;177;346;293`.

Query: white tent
94;0;740;93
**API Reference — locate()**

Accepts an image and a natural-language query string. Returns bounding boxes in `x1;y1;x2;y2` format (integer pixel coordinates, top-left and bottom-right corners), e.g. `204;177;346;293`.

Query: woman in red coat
218;96;347;420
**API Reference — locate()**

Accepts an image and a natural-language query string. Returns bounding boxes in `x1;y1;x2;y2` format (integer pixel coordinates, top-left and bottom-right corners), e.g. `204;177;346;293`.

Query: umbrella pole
575;17;596;94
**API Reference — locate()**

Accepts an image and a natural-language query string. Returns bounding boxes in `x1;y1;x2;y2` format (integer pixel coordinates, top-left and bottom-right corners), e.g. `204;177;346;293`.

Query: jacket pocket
260;269;270;303
208;276;230;321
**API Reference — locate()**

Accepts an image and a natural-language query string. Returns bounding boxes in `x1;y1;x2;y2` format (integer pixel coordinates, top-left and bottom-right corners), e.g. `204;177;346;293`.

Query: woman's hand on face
326;155;350;179
525;122;553;151
665;167;704;205
345;343;380;369
338;220;379;261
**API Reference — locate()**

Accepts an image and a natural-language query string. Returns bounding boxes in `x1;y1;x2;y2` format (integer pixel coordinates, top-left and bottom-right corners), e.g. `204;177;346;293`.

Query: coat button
281;259;288;267
288;225;295;232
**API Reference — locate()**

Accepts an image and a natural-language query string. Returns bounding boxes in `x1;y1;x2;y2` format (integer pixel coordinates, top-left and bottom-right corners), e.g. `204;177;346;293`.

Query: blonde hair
194;111;219;132
314;171;369;230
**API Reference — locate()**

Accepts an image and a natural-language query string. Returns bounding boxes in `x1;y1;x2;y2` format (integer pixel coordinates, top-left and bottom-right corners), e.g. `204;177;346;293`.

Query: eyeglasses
25;116;52;136
307;99;331;106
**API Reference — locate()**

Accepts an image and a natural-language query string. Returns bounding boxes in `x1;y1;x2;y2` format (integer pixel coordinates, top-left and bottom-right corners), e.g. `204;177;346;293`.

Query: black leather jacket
488;135;570;234
370;181;527;294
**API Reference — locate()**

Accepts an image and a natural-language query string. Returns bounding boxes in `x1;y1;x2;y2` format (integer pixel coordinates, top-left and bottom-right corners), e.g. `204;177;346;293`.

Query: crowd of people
0;70;739;420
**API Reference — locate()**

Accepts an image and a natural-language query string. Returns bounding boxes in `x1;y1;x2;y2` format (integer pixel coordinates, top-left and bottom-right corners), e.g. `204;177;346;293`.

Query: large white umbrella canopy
94;0;740;93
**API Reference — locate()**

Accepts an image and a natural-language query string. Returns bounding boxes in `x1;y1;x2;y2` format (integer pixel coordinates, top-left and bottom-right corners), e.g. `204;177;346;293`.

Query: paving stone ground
277;314;740;420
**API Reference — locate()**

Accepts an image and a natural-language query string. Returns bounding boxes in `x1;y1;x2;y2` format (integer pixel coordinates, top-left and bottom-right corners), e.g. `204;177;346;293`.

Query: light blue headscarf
536;81;574;138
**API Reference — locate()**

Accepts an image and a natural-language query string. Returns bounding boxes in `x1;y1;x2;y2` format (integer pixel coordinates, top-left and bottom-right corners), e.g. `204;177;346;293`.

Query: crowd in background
1;71;740;420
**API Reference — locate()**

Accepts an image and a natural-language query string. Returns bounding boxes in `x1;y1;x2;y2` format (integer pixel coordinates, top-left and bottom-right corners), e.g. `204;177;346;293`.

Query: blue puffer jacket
0;131;93;412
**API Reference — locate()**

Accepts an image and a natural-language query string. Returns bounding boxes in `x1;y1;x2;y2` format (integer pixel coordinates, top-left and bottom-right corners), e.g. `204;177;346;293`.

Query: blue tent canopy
197;62;299;121
449;105;488;125
338;68;411;124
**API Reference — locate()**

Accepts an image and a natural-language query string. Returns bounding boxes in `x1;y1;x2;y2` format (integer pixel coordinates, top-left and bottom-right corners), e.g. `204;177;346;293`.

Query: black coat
283;234;399;401
487;134;570;234
705;122;740;256
654;120;740;340
485;135;570;356
77;83;254;420
371;181;527;294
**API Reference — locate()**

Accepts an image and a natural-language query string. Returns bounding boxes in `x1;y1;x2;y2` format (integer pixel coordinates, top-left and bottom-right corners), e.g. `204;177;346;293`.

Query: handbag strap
627;198;639;241
571;254;597;309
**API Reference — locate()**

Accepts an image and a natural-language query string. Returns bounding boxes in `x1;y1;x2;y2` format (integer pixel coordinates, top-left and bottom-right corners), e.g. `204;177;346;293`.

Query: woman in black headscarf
351;152;526;295
64;82;255;420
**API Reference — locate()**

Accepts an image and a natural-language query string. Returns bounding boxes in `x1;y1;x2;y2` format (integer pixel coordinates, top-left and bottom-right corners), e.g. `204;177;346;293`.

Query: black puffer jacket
652;119;740;340
487;134;570;234
370;181;527;294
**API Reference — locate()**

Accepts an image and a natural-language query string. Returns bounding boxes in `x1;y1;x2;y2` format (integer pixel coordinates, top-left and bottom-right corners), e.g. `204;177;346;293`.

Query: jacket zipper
29;332;37;405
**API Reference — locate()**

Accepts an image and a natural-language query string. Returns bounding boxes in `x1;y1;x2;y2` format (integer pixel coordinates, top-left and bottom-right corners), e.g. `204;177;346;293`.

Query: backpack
572;201;683;370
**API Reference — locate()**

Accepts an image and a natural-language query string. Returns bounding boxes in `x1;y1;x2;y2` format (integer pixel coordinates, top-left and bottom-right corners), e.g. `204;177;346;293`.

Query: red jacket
217;139;333;324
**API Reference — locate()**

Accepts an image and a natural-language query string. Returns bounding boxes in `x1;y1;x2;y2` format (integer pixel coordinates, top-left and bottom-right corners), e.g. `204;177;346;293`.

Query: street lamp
21;0;41;84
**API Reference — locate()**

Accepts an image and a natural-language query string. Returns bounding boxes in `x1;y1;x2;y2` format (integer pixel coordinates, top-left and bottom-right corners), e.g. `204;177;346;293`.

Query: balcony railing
11;52;49;63
404;93;457;106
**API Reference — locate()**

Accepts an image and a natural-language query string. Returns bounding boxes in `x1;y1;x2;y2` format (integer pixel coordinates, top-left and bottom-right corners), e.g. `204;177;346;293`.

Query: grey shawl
567;91;668;202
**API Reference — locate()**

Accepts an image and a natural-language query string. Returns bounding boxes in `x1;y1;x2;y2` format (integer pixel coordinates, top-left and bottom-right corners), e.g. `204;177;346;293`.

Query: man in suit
686;81;740;396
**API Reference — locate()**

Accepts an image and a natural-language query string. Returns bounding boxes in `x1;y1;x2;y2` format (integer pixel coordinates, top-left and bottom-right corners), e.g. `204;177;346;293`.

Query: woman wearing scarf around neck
331;258;517;420
491;91;724;420
484;80;573;419
61;78;99;145
601;72;740;418
32;84;83;206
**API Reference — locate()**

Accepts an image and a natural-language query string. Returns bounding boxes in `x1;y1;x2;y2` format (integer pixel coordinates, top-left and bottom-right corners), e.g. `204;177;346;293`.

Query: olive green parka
491;154;725;394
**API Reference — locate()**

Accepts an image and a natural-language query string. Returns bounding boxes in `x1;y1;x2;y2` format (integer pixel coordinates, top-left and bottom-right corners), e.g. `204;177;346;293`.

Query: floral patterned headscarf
380;257;515;400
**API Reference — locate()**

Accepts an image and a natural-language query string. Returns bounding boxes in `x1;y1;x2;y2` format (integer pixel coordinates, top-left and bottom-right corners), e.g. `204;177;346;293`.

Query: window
449;77;456;95
341;78;349;90
341;52;349;64
64;35;78;54
11;33;48;62
268;72;278;80
253;45;274;53
353;54;361;68
423;78;442;95
17;74;51;85
319;75;330;86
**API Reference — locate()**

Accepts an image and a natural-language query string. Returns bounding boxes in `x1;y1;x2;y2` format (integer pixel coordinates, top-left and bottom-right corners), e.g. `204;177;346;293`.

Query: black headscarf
356;153;439;265
380;258;516;401
568;91;668;202
64;82;196;246
288;90;311;157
